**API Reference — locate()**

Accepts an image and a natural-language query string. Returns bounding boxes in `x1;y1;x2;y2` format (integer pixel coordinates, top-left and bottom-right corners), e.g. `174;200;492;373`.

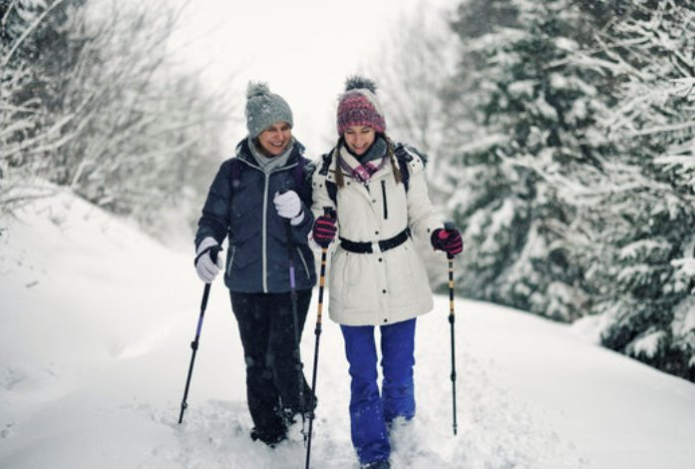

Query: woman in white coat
311;76;463;469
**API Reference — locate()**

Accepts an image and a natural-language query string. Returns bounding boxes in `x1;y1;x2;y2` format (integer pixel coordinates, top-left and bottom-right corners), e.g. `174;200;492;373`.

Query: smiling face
343;125;376;156
257;121;292;156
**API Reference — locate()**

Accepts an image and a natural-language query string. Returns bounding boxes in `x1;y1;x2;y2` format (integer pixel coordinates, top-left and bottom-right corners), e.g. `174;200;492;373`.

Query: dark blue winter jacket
195;139;317;294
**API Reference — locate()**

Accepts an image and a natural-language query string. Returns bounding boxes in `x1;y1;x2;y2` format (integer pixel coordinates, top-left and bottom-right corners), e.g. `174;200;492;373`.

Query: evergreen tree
1;0;84;175
442;0;608;321
1;0;86;111
575;0;695;381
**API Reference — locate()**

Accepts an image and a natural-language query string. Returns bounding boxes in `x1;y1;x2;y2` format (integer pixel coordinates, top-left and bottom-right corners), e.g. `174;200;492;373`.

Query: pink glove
312;215;337;248
431;226;463;256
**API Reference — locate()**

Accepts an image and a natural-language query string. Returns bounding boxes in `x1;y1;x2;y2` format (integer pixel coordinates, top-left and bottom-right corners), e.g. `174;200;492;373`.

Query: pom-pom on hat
245;82;293;139
336;75;386;135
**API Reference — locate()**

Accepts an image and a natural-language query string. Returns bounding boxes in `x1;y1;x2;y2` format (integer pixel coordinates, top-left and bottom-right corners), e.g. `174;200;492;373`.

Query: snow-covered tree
1;0;86;206
1;0;234;240
435;0;695;381
52;1;232;235
574;0;695;381
441;0;609;321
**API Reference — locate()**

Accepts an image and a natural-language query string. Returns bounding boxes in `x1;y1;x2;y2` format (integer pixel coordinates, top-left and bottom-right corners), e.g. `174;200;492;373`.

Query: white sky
171;0;457;156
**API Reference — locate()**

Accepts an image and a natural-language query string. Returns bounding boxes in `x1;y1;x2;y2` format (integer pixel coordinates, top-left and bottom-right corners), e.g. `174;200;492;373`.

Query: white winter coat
311;144;443;326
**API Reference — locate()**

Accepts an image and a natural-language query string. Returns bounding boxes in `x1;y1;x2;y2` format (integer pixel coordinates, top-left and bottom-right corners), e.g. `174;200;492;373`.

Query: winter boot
250;427;287;448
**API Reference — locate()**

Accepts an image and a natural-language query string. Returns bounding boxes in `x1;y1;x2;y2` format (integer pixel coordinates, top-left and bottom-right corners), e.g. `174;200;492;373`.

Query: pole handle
442;221;464;258
193;244;223;268
210;245;221;263
323;206;336;219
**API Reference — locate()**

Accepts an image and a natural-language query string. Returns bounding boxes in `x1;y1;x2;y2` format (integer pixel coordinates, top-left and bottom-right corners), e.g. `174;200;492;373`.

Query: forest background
2;0;694;384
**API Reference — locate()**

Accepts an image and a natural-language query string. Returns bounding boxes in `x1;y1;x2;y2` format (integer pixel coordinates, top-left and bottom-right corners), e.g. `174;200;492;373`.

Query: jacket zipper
262;173;270;293
381;180;388;220
241;152;301;293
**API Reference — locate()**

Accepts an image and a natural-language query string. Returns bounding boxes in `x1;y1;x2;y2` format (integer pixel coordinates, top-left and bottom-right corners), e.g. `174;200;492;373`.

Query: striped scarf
337;138;387;184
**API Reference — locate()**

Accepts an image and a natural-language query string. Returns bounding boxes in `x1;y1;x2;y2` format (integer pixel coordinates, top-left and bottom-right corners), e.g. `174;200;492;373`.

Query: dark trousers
230;289;314;439
340;318;417;465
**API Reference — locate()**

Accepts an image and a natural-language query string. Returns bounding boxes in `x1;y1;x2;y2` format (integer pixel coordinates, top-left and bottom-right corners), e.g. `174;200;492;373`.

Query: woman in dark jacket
194;82;316;447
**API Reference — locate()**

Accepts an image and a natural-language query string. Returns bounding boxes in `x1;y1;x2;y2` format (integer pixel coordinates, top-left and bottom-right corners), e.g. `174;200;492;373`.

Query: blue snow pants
340;318;416;465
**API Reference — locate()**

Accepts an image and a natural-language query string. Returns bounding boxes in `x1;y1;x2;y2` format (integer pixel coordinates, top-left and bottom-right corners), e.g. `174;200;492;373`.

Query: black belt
340;229;410;254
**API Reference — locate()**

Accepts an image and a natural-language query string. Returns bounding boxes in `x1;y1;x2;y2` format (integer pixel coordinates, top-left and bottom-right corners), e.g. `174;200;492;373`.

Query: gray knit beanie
245;82;293;139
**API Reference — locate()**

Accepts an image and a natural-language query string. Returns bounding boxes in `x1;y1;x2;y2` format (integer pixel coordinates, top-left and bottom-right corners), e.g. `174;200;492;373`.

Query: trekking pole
442;219;462;435
285;218;307;434
178;245;221;424
447;251;458;436
305;207;334;469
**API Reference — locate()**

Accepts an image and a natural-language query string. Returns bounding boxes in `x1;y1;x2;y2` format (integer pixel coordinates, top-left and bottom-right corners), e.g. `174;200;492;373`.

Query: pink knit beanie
336;76;386;135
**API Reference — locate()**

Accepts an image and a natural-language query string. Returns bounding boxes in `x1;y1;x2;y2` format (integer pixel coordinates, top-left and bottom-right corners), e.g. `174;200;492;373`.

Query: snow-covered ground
1;187;694;469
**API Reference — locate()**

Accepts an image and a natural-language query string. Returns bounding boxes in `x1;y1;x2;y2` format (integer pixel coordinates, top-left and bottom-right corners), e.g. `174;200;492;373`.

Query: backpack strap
327;180;338;205
294;155;306;190
319;151;338;205
394;143;428;192
230;157;243;191
318;151;332;176
229;138;251;191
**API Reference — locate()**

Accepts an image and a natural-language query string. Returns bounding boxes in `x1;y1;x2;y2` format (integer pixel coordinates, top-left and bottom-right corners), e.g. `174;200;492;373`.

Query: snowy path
1;190;694;468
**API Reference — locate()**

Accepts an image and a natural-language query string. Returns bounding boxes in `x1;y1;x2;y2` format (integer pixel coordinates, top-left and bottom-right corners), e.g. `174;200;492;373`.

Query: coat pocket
229;239;257;271
226;245;237;277
331;250;379;315
387;242;431;310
